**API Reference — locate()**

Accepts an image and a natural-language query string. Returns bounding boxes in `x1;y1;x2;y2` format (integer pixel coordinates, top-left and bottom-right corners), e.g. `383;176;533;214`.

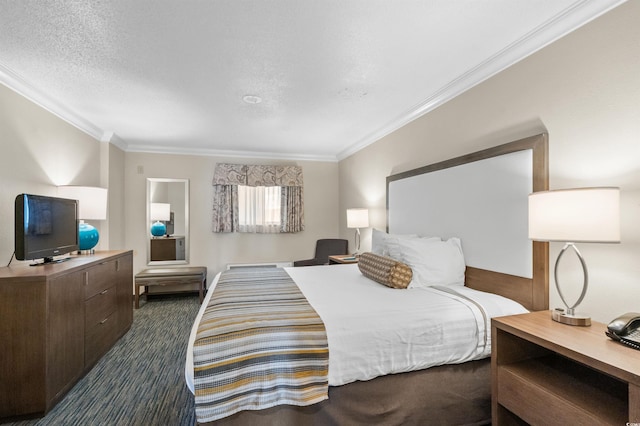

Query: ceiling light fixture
242;95;262;104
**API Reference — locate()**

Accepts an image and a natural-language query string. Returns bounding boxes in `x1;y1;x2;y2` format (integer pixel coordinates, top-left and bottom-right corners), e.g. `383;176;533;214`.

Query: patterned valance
212;164;247;185
213;163;303;187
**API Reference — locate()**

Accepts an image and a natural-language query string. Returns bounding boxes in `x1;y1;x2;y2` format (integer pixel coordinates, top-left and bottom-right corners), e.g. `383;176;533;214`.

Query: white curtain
238;186;281;233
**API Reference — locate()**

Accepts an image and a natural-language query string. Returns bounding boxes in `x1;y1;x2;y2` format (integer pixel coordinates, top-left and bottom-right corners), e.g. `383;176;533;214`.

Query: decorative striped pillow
358;252;413;289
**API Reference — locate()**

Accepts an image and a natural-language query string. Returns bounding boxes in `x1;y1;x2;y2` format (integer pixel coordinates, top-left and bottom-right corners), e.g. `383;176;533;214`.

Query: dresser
150;236;185;261
0;250;133;421
492;310;640;425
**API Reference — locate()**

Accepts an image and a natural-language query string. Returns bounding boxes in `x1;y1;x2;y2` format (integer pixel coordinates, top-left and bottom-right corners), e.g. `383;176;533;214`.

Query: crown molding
100;132;130;152
336;0;627;161
125;143;339;162
0;60;106;141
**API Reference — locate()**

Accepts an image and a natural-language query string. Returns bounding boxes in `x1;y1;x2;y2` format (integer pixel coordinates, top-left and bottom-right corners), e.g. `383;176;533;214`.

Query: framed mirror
146;178;189;265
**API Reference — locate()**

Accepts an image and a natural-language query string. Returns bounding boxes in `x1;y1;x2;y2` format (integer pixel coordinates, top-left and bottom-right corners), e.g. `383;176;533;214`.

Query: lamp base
150;221;167;237
78;222;100;251
552;308;591;326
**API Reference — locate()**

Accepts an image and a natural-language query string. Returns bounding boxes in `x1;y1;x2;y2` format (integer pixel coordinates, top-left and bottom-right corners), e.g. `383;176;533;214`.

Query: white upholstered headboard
386;134;549;311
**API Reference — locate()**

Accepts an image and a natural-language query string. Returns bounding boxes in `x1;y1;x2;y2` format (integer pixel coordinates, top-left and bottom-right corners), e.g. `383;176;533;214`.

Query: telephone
605;312;640;350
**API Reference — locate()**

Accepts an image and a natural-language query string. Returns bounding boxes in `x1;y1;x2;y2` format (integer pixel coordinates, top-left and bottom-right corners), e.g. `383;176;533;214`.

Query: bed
186;133;549;425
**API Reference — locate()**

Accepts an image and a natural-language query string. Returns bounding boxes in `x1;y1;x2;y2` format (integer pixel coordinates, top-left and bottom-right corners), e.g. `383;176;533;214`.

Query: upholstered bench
134;266;207;309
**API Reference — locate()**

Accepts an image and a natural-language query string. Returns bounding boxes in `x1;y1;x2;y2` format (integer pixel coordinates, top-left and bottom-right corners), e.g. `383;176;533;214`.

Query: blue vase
79;222;100;251
150;221;166;237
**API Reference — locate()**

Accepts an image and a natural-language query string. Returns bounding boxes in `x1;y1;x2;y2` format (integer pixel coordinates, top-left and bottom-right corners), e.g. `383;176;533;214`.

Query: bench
134;266;207;309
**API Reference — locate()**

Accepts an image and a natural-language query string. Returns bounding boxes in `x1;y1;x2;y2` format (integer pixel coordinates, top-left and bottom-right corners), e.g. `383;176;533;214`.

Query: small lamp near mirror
347;208;369;255
528;187;620;326
58;186;108;253
150;203;171;237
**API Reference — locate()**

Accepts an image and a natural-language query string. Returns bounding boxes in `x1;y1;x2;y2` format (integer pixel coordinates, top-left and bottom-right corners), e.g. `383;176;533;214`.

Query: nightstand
492;310;640;425
328;255;358;264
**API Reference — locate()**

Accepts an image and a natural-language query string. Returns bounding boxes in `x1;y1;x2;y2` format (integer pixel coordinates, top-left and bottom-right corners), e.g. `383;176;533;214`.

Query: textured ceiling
0;0;626;161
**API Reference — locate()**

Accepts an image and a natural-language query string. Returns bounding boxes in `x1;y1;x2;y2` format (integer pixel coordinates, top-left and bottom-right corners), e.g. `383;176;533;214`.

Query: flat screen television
15;193;79;264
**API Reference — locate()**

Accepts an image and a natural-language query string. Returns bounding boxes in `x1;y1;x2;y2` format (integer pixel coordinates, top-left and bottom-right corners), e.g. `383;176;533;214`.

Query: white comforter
185;264;527;392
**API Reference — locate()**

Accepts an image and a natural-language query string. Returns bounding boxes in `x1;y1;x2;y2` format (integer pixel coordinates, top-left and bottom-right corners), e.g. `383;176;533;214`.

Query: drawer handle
100;317;109;324
100;289;109;295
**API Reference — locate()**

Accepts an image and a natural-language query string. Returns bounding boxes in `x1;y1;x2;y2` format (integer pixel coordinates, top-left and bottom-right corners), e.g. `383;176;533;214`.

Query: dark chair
293;239;349;266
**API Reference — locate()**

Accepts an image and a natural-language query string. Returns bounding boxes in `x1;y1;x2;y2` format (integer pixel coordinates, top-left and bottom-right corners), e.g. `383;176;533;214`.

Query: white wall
106;142;127;250
0;83;107;262
338;1;640;323
124;152;340;281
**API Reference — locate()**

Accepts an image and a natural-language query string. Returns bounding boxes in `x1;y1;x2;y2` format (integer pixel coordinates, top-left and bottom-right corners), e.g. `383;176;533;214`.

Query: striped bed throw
193;268;329;423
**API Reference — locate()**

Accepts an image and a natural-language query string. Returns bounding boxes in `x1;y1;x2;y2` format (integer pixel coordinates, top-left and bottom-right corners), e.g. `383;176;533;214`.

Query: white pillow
397;237;466;288
370;228;389;255
371;229;421;260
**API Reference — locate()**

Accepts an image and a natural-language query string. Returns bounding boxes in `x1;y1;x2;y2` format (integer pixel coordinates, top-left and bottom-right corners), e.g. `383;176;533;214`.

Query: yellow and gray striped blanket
193;268;329;422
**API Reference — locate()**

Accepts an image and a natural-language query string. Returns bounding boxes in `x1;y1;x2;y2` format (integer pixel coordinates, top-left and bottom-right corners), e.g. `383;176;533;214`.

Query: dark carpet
6;295;201;426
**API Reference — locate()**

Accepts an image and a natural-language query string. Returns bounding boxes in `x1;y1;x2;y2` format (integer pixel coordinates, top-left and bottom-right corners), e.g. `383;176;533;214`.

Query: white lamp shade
150;203;171;221
58;186;108;220
528;187;620;243
347;208;369;229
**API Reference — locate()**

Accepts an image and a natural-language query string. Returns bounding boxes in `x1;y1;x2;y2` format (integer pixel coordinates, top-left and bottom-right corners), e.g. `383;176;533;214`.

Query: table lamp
150;203;171;237
347;208;369;254
58;186;108;252
528;187;620;326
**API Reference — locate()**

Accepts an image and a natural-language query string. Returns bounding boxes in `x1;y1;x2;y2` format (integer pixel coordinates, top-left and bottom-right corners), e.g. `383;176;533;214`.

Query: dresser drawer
85;260;118;299
85;311;119;367
85;286;116;328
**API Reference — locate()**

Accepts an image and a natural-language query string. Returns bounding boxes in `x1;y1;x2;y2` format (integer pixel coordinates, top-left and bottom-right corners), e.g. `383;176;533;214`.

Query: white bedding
185;264;527;393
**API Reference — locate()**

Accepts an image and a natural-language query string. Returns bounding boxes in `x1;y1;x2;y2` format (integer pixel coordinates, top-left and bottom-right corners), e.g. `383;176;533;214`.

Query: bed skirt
197;358;491;426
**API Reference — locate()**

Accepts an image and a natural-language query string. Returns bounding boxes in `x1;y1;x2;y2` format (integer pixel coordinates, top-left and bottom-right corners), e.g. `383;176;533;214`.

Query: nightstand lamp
150;203;171;237
528;187;620;326
347;208;369;254
58;186;108;252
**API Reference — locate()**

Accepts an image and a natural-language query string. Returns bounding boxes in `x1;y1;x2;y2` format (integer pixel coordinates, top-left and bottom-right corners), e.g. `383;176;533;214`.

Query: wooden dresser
150;236;185;261
492;310;640;425
0;250;133;421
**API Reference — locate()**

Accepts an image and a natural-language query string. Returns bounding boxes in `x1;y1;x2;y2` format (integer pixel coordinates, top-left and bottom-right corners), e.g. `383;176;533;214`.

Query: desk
135;266;206;309
328;255;358;264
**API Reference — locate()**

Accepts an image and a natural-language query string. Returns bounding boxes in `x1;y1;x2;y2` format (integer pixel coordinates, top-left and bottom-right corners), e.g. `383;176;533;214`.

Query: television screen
15;193;79;263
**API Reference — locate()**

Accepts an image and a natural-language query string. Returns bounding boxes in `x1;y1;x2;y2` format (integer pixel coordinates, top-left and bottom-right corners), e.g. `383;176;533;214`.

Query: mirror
147;178;189;265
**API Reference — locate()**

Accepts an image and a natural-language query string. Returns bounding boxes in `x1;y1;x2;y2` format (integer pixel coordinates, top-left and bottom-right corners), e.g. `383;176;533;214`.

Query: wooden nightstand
492;310;640;425
328;255;358;264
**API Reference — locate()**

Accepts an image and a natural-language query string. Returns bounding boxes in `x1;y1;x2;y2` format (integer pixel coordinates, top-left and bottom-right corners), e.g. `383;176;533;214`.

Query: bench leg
135;283;140;309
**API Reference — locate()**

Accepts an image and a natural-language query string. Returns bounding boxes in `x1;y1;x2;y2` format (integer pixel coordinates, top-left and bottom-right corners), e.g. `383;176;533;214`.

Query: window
238;185;281;233
212;163;304;234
